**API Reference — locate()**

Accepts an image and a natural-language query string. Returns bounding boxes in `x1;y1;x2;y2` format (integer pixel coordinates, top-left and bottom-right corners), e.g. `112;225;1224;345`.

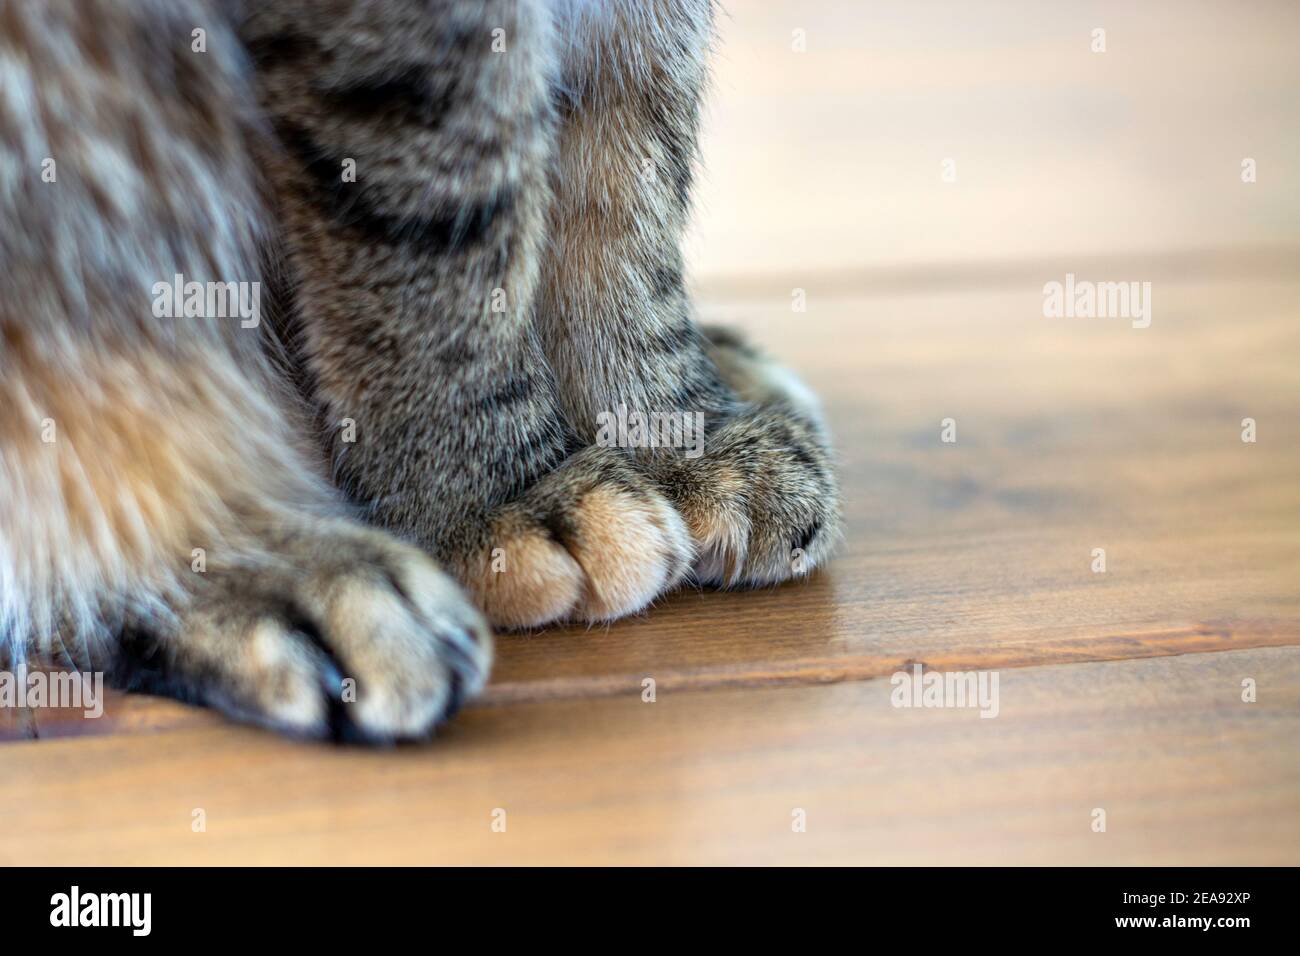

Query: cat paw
642;326;841;587
111;521;491;742
446;446;694;629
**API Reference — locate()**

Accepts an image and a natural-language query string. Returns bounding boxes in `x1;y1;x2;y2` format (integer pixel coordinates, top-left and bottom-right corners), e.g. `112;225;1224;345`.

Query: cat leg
0;0;488;740
244;0;693;628
538;0;841;586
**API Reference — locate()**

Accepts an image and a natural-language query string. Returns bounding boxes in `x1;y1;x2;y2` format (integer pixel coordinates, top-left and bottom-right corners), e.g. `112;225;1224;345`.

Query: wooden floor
3;263;1298;865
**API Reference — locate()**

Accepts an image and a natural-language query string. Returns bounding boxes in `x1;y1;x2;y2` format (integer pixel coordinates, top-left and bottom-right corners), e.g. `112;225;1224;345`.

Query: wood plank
2;647;1296;865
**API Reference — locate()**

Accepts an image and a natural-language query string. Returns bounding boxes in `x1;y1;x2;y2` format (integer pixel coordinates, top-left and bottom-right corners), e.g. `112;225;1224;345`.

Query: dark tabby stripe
473;373;540;412
243;29;318;69
650;262;684;301
645;319;700;355
273;118;514;256
318;66;461;128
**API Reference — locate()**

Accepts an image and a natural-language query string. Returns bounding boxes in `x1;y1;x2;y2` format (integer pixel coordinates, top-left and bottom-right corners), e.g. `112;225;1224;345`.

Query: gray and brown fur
0;0;839;740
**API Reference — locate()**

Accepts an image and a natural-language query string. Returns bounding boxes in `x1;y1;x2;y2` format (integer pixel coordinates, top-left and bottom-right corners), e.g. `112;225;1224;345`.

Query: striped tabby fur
0;0;839;740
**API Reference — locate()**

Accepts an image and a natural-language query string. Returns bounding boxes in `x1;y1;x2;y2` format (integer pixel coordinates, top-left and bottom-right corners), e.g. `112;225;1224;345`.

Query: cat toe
450;447;694;629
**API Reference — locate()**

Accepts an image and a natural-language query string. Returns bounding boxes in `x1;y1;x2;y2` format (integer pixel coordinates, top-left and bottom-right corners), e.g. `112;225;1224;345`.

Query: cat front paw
112;521;491;742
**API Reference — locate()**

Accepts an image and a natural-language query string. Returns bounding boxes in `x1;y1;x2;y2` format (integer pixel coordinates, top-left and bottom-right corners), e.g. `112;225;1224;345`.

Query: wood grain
3;648;1296;865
